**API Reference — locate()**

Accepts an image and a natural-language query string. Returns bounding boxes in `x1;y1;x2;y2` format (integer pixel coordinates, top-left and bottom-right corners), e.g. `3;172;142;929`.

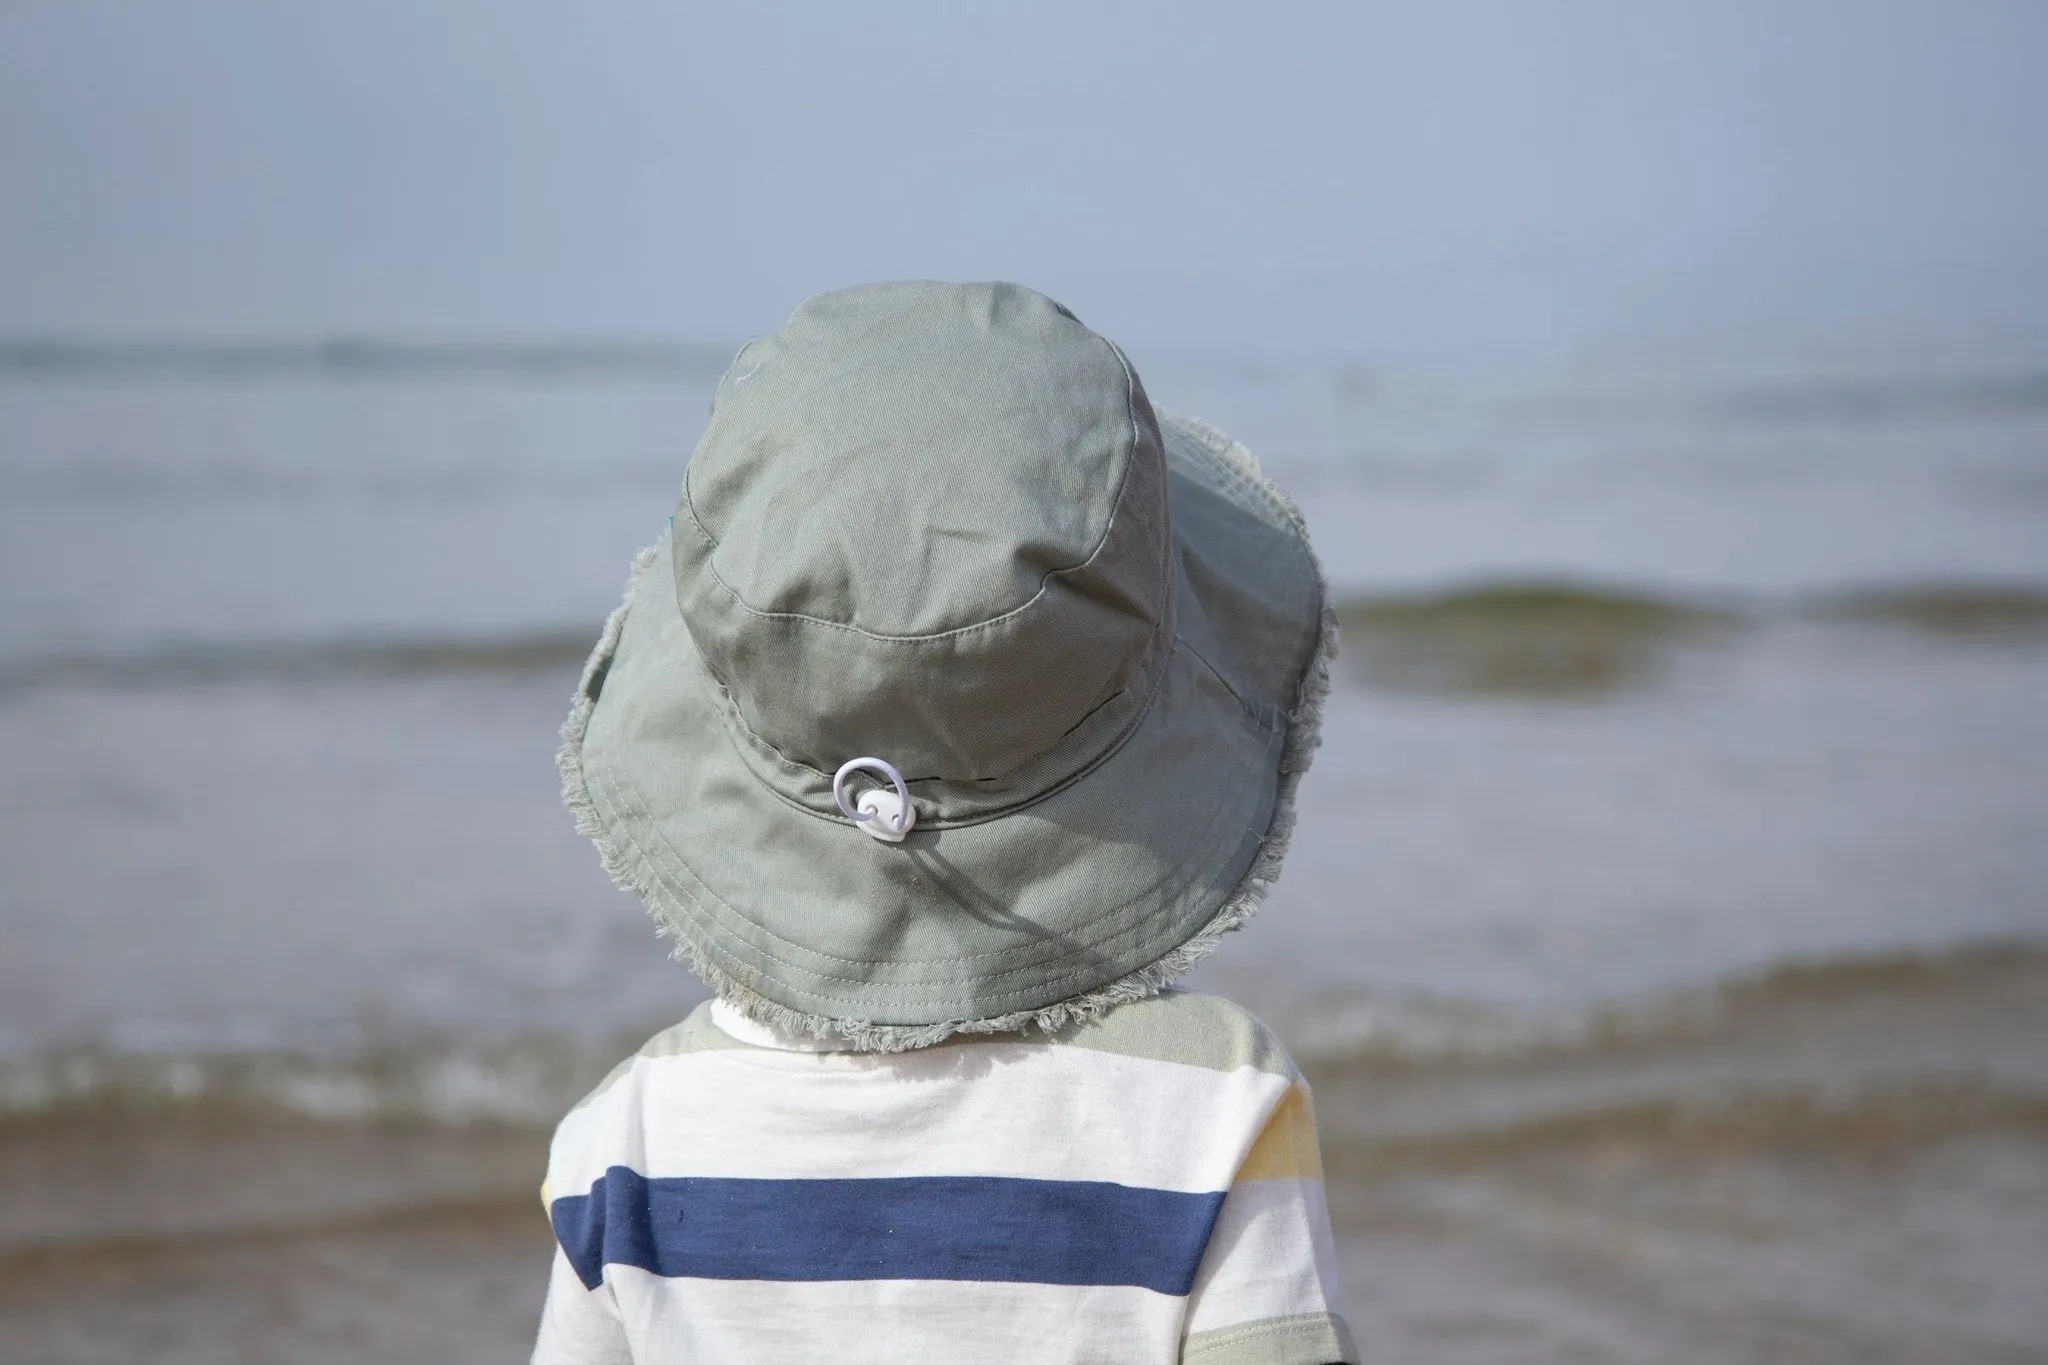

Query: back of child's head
559;280;1332;1050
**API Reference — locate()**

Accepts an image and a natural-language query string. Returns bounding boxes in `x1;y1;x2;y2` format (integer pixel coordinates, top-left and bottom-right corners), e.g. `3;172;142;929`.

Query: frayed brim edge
557;411;1336;1053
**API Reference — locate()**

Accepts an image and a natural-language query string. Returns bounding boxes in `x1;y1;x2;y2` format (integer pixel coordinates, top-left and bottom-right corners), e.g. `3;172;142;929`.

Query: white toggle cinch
831;756;917;843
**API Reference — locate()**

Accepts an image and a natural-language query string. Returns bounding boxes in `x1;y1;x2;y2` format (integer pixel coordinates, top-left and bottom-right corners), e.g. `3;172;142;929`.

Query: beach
3;354;2046;1361
6;943;2044;1362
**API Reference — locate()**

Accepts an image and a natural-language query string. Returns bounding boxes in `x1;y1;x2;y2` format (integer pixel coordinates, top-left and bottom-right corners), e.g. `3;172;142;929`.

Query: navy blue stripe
550;1166;1226;1295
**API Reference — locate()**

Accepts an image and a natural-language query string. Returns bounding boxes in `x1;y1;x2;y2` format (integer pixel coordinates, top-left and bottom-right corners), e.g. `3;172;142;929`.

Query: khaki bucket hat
560;281;1334;1050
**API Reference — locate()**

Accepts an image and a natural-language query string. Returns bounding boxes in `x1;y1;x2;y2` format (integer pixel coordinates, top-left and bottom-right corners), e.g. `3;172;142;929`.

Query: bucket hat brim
560;410;1335;1051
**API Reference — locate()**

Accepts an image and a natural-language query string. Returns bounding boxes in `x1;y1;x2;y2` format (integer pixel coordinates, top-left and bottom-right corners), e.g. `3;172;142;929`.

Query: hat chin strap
831;757;917;843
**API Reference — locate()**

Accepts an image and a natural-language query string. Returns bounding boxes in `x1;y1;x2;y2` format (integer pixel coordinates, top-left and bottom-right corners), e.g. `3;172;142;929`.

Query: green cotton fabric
560;281;1331;1041
673;281;1173;816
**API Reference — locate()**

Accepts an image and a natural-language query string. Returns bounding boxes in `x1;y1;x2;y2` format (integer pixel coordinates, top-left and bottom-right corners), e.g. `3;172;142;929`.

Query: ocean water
2;345;2046;1362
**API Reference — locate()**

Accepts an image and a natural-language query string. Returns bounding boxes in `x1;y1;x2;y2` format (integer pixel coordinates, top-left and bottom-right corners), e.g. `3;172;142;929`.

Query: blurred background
2;3;2045;1361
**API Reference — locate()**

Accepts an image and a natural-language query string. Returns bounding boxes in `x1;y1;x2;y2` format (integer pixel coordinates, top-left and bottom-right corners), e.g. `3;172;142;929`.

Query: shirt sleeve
532;1240;632;1365
1180;1082;1358;1365
532;1076;635;1365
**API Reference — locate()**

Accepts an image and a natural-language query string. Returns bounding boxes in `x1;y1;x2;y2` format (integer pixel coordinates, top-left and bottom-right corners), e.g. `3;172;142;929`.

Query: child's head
560;281;1331;1050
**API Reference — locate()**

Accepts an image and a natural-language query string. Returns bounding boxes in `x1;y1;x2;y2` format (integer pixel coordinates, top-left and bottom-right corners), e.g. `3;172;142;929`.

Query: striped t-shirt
532;990;1356;1365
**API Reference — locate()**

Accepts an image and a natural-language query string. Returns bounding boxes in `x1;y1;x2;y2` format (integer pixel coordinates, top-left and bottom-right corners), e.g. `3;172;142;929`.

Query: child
532;281;1350;1364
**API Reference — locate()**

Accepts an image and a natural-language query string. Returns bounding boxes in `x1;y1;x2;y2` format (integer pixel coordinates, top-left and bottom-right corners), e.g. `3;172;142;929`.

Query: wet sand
5;948;2044;1364
7;1124;2041;1365
0;1200;550;1365
1335;1131;2048;1364
0;1113;550;1363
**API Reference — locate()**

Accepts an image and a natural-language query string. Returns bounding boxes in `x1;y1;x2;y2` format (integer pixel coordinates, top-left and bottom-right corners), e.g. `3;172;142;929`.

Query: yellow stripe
1234;1083;1324;1182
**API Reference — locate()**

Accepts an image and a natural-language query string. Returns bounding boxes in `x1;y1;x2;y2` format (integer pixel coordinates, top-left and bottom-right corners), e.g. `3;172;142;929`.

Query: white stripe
1183;1177;1344;1334
602;1266;1185;1365
547;1042;1289;1197
532;1250;630;1365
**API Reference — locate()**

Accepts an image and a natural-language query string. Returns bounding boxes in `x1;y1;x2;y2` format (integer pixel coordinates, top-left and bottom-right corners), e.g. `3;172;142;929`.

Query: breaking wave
1334;580;2048;696
0;1034;616;1129
1284;938;2048;1067
3;941;2039;1133
1289;940;2048;1167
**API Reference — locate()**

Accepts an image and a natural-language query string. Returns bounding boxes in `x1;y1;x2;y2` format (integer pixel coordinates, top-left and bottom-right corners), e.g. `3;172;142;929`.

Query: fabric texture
557;281;1336;1048
531;991;1356;1365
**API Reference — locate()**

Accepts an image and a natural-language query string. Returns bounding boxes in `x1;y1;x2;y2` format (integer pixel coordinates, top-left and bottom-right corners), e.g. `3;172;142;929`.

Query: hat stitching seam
585;721;1260;990
1176;635;1283;729
1108;336;1183;616
703;674;1163;831
678;490;1140;647
702;616;1177;808
599;541;1186;841
673;337;1149;646
585;690;1259;980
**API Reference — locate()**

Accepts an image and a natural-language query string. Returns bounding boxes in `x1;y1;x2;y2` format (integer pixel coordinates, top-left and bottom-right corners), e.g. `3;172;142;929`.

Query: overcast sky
2;1;2044;356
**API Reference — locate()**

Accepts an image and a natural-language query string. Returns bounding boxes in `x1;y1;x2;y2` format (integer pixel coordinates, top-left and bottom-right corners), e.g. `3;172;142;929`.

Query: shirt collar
708;998;870;1053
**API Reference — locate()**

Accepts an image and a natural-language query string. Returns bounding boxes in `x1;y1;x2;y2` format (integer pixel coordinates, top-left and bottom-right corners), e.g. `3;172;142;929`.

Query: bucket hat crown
674;281;1173;824
561;281;1334;1050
